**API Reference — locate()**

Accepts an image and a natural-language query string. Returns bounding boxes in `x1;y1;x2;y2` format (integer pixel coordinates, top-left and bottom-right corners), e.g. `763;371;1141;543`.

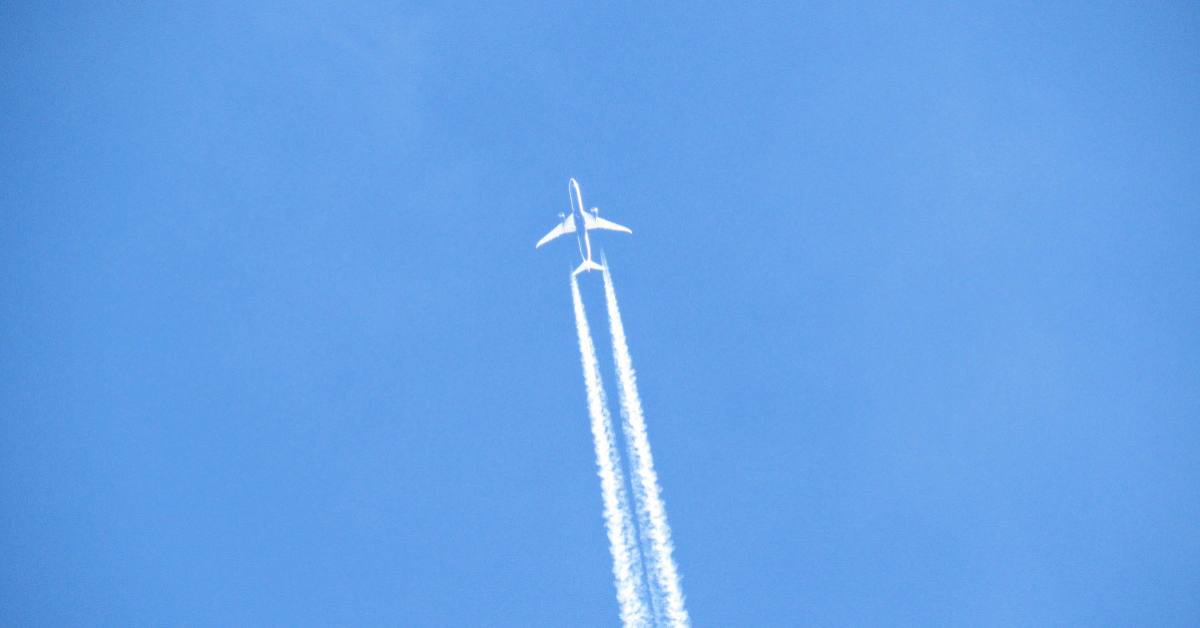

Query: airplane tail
573;259;606;276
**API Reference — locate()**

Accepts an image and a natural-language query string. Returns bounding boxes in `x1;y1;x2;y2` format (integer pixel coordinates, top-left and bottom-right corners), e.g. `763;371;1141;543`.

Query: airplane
536;178;631;275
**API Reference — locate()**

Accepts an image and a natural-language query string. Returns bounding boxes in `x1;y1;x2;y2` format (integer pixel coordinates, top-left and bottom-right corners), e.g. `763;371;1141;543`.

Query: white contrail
602;257;691;628
571;274;653;628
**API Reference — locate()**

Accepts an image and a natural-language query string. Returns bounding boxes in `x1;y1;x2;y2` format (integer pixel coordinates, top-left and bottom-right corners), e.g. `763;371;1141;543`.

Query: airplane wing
582;212;632;234
536;214;575;248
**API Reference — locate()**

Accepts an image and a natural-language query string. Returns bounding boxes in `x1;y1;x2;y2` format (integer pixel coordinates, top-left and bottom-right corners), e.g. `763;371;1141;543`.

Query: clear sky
2;2;1197;626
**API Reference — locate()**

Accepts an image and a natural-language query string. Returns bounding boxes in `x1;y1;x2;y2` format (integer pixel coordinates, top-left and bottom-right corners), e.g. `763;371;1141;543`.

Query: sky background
2;1;1198;626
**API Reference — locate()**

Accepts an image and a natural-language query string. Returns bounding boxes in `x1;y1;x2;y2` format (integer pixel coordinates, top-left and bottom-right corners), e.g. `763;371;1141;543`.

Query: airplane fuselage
569;178;593;264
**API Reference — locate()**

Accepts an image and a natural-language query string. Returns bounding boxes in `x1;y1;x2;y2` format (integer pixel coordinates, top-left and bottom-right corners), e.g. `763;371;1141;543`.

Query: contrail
570;274;653;628
602;257;691;628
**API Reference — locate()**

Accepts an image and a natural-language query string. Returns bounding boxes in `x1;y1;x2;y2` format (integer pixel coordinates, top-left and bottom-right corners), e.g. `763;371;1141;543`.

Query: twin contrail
570;261;690;628
571;275;653;628
602;258;690;628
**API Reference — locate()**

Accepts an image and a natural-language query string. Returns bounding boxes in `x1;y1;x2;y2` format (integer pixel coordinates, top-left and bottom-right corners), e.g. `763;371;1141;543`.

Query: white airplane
536;178;632;275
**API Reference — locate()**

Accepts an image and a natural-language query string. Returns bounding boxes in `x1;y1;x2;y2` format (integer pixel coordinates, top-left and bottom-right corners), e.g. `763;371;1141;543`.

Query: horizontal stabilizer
573;259;606;276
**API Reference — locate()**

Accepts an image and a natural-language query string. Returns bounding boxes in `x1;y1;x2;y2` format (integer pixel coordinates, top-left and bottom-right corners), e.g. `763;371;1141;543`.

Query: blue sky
2;1;1197;626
